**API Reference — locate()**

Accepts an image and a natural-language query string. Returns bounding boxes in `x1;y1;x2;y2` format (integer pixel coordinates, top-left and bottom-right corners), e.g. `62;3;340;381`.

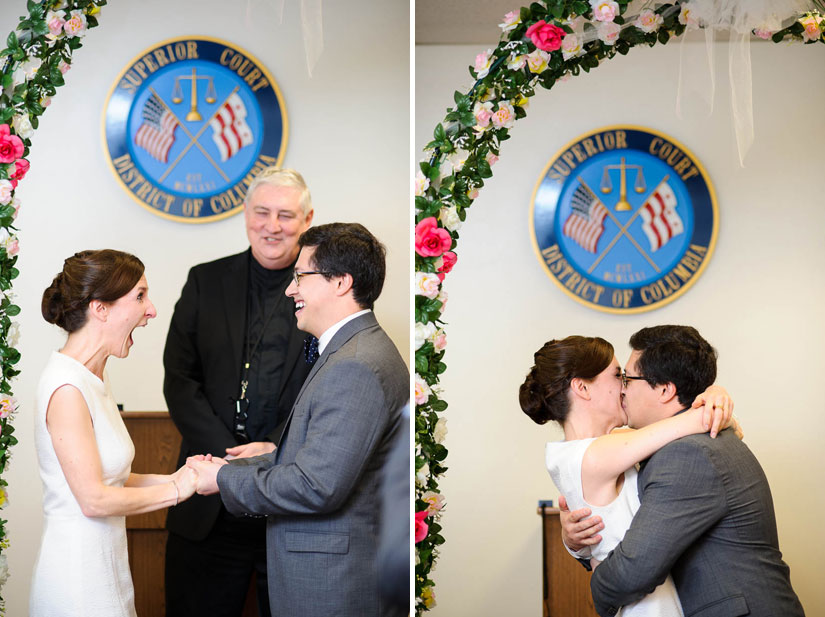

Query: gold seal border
528;124;719;315
101;35;288;224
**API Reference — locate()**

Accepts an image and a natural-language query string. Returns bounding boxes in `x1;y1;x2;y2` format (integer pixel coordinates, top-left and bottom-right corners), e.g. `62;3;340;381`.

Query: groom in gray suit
188;222;409;617
569;325;804;617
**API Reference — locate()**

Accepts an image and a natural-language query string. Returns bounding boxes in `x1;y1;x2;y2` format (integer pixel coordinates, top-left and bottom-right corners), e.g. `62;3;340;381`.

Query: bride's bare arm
582;392;733;503
47;385;198;517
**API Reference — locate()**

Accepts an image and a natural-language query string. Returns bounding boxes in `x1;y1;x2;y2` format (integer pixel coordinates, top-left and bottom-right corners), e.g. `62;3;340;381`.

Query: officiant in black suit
163;167;315;617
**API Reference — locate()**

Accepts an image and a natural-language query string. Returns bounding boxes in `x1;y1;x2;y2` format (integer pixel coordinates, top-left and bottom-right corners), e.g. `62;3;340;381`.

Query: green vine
0;1;105;610
413;1;823;612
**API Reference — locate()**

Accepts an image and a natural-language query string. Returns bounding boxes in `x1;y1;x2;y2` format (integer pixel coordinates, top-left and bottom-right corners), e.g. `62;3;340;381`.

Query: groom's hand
186;456;227;495
559;495;604;551
225;441;276;459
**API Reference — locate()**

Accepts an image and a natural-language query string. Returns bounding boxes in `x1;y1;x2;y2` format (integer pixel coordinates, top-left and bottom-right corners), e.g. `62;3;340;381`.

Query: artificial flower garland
413;1;824;612
0;1;105;611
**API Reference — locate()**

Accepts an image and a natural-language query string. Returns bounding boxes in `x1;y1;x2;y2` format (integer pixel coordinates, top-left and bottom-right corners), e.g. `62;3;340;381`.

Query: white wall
3;2;409;614
416;40;825;615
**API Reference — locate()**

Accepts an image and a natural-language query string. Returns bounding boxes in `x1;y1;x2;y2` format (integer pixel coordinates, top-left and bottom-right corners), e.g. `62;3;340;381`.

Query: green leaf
5;305;20;317
6;31;18;50
431;399;448;412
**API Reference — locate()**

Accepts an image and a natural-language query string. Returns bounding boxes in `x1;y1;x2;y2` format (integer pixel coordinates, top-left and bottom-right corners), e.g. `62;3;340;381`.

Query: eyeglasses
620;369;648;389
292;270;329;286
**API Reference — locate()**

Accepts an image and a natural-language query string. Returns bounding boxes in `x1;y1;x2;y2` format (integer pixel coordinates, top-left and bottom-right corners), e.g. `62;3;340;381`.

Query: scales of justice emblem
104;37;287;223
530;126;718;313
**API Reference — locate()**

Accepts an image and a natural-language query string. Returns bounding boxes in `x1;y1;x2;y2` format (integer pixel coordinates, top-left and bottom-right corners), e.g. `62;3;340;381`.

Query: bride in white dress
30;250;199;617
520;335;738;617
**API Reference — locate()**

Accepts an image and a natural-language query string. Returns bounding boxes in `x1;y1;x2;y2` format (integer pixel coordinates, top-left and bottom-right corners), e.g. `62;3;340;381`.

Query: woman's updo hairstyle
519;336;614;425
42;250;145;333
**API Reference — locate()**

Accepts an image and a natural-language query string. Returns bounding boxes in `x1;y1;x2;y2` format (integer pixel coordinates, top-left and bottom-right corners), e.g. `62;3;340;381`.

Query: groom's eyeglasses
620;369;648;389
292;270;330;286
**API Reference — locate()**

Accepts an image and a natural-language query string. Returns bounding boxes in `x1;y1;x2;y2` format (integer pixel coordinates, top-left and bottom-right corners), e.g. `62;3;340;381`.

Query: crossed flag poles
152;85;242;184
576;176;671;275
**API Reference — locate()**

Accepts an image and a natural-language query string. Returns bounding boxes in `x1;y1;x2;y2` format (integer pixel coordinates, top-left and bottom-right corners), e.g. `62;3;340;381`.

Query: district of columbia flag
134;93;178;163
210;92;253;161
640;183;683;251
562;184;609;253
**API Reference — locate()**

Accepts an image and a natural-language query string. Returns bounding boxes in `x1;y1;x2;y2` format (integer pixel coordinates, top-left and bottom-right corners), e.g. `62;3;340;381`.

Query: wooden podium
538;502;599;617
122;412;259;617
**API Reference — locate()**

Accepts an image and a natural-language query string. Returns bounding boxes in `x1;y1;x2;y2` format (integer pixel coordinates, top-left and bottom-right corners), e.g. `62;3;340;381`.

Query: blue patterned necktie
303;335;319;364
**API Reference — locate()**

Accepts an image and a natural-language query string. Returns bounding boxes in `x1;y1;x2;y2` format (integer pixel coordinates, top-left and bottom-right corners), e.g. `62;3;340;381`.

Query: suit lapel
276;320;310;401
221;251;250;377
275;312;377;450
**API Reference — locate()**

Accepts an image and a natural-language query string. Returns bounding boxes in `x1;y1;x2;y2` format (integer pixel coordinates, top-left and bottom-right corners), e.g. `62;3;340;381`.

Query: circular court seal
530;126;718;313
103;36;287;223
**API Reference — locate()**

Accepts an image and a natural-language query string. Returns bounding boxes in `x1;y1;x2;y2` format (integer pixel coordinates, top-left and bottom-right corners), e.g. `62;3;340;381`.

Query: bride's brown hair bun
42;250;145;333
519;336;614;425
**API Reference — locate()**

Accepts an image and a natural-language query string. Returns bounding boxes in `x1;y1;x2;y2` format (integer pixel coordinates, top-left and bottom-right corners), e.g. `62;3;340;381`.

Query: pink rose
46;11;65;37
415;511;429;543
6;238;18;257
415;217;452;258
10;158;29;183
0;125;24;164
59;60;70;74
436;251;457;282
431;330;447;352
486;152;499;166
591;1;619;22
474;101;494;129
753;28;774;40
525;20;565;52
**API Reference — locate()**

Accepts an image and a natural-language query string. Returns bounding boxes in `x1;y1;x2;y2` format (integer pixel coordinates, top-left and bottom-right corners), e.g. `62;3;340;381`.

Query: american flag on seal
209;92;253;161
639;183;683;251
134;93;178;163
562;184;609;253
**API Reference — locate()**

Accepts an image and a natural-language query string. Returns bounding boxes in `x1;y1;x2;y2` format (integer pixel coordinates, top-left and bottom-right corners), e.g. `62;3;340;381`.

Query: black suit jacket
163;250;312;541
590;429;804;617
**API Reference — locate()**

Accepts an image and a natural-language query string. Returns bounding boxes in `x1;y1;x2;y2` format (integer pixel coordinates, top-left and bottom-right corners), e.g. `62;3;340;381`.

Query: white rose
439;206;462;232
13;57;42;84
0;180;14;206
416;462;430;487
0;554;7;587
598;21;621;45
12;114;34;140
561;34;584;60
414;171;430;197
415;321;437;350
415;271;441;300
6;322;19;347
433;417;448;444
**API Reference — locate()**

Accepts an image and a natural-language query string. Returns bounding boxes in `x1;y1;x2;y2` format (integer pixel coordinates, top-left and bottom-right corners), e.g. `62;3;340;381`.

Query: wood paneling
539;505;599;617
122;412;260;617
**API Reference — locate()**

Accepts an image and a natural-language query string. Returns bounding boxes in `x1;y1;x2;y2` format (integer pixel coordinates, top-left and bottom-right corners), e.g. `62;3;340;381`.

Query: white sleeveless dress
545;438;683;617
30;351;137;617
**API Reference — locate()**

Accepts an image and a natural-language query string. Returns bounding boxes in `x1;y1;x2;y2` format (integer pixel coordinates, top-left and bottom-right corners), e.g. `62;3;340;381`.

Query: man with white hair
163;168;315;617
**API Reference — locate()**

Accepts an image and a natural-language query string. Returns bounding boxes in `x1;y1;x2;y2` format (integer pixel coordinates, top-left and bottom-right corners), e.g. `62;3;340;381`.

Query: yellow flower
421;586;437;608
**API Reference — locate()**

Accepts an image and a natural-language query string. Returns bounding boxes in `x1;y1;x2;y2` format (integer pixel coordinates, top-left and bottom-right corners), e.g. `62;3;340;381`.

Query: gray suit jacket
591;429;804;617
216;312;409;617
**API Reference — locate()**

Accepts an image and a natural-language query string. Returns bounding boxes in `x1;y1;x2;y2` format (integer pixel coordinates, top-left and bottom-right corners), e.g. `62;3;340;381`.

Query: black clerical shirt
243;255;294;442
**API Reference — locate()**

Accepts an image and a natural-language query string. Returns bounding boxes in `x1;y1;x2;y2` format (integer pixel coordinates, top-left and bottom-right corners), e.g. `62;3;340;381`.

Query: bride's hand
691;385;733;437
172;465;199;503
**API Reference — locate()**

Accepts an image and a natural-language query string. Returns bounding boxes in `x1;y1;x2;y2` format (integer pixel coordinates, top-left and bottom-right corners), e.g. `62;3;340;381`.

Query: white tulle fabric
245;0;324;76
30;352;136;617
569;1;816;164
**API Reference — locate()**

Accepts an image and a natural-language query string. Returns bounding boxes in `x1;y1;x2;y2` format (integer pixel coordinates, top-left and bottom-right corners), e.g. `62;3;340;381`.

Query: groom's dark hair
629;325;717;407
298;222;386;310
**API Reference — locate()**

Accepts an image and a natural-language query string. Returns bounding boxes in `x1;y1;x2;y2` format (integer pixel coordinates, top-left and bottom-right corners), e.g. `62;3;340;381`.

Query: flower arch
0;0;105;610
413;1;824;612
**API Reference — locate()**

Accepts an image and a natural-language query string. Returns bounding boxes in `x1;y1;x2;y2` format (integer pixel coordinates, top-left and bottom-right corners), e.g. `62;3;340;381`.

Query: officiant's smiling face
104;274;156;358
244;183;314;270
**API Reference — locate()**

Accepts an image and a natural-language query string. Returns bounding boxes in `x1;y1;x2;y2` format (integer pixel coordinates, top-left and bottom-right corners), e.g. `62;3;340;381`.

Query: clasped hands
184;440;277;496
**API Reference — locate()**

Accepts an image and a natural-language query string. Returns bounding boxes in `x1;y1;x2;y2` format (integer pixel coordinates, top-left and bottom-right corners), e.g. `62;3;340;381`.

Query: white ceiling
415;0;518;45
